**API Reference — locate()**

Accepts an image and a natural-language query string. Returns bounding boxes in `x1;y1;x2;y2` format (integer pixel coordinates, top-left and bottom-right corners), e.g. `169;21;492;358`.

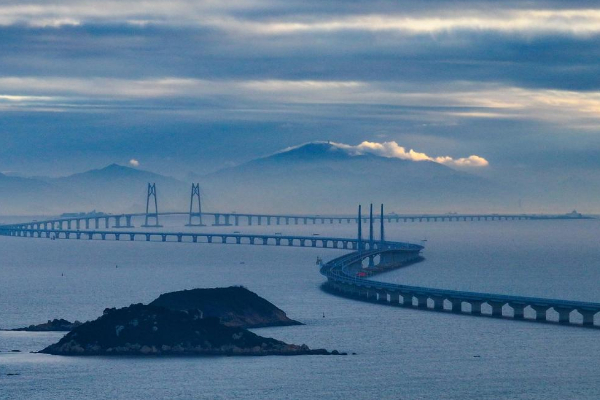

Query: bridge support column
378;292;388;302
389;293;400;305
509;303;525;319
450;298;463;313
431;296;444;310
469;300;483;315
488;301;504;317
531;305;549;321
415;295;428;308
401;293;413;306
579;310;596;326
554;307;572;324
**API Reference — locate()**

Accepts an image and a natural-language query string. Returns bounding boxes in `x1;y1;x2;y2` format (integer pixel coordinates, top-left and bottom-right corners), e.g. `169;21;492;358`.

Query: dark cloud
1;0;600;194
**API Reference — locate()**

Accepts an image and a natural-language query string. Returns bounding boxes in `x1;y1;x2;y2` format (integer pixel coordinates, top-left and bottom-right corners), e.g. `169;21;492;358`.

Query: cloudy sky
1;0;600;183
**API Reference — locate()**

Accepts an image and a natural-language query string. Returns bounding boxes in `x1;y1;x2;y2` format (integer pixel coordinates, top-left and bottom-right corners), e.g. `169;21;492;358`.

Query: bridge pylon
142;183;163;228
186;183;205;226
357;204;363;253
369;203;374;246
380;204;385;244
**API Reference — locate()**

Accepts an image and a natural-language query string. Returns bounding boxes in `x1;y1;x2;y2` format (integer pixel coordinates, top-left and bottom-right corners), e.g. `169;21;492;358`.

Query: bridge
6;210;588;232
0;184;598;329
3;181;586;231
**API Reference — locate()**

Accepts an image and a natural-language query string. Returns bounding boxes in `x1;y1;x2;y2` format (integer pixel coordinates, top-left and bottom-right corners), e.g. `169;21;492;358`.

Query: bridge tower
357;204;363;252
142;183;163;227
186;183;205;226
380;204;385;244
369;203;374;246
368;204;375;266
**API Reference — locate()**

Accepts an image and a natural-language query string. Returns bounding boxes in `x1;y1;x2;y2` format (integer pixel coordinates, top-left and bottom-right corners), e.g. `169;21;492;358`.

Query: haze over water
2;219;600;399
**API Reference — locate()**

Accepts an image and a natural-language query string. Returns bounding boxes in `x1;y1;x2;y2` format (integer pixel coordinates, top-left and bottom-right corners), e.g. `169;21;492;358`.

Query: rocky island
40;303;340;356
149;286;302;328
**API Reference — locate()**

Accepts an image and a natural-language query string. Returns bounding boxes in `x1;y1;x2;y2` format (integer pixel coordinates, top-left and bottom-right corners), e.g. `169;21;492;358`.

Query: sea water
1;218;600;399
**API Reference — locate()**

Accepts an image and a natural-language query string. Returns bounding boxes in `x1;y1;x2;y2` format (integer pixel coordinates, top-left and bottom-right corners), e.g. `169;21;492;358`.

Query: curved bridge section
320;246;600;328
1;215;599;329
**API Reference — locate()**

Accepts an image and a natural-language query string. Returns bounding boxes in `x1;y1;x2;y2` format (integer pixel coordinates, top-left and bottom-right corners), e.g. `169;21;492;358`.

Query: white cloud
129;159;139;167
1;3;600;38
332;141;489;168
3;77;600;129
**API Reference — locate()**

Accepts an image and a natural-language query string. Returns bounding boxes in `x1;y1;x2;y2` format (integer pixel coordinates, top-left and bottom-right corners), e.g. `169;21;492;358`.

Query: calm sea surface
1;218;600;399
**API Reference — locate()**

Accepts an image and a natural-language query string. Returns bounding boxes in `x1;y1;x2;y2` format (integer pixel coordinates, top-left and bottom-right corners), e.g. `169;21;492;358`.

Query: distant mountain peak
271;141;364;161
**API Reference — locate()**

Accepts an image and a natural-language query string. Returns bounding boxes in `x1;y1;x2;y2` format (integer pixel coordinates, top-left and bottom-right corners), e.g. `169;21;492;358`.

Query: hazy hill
0;173;87;215
0;165;188;216
0;143;518;216
49;164;188;213
197;142;511;213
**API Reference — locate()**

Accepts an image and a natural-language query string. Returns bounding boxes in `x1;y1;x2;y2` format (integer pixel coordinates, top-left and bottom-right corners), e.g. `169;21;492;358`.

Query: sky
1;0;600;184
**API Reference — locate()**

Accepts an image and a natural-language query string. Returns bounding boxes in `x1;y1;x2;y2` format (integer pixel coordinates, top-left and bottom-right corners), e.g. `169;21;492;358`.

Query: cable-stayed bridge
0;183;597;329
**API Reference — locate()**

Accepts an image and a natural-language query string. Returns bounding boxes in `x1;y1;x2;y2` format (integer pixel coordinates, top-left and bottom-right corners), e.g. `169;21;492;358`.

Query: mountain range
0;142;586;216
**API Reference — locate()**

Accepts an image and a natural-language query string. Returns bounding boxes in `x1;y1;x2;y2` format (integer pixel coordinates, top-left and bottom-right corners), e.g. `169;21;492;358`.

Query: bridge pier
389;292;400;305
488;301;504;317
432;296;444;310
401;293;413;306
469;300;483;315
531;305;549;321
378;292;388;302
554;307;572;324
509;303;526;319
450;298;463;313
415;294;428;308
579;310;596;326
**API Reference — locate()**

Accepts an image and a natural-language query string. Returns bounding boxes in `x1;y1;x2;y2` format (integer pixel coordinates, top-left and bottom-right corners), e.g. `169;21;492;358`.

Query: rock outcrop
40;304;339;356
9;319;82;332
149;286;302;328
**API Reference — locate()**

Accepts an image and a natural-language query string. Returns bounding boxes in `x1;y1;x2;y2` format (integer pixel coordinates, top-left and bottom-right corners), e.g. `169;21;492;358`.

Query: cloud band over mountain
330;141;489;168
